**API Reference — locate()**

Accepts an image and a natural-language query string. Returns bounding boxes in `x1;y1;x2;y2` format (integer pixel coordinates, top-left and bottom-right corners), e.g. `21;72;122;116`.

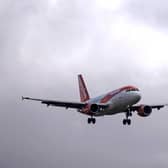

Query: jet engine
137;105;152;117
90;104;99;113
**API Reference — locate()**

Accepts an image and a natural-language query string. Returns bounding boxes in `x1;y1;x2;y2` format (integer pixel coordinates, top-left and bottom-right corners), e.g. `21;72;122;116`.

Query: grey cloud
124;0;168;27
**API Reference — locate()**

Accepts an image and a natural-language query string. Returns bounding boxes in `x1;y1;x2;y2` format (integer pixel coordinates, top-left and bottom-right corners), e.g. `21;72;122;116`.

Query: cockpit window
126;88;139;92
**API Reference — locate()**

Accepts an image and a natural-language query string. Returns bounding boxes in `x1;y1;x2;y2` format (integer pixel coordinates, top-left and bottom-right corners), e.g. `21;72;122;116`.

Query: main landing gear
88;117;96;124
123;108;132;126
123;118;131;125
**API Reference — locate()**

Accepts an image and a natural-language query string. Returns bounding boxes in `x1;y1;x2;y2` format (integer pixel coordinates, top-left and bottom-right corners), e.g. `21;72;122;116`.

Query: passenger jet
22;74;167;125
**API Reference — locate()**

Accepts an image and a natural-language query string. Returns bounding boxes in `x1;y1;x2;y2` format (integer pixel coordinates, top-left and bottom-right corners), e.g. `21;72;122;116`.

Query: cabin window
126;88;139;92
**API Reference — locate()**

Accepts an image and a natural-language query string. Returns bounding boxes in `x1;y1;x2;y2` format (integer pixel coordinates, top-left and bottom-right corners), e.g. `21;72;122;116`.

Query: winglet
22;96;30;101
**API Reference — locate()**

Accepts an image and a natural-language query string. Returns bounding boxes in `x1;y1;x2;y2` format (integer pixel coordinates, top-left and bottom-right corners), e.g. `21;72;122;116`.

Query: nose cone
135;92;141;103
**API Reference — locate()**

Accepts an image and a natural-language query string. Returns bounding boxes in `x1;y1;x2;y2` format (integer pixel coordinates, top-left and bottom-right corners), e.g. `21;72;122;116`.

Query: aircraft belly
103;94;133;115
105;105;126;115
95;99;127;116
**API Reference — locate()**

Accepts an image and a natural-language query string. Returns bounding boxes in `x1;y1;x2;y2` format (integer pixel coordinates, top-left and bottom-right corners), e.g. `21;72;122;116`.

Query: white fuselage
87;89;141;116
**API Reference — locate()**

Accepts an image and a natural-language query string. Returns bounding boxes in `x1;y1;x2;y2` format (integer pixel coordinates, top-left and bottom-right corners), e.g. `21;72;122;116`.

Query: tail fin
78;74;90;102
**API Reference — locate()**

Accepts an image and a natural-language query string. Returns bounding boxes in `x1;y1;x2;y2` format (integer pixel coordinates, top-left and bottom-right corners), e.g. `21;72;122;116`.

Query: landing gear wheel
123;119;131;125
88;118;91;124
92;118;96;124
87;118;96;124
127;119;131;125
123;119;127;125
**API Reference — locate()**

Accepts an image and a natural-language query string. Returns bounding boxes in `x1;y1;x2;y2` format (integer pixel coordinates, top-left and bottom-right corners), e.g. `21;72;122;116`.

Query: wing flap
41;100;86;109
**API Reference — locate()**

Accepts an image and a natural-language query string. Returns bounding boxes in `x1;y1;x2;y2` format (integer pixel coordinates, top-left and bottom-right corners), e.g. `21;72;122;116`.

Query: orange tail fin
78;74;90;102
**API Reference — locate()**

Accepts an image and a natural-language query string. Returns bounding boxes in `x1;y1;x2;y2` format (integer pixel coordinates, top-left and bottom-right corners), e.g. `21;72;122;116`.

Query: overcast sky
1;0;168;167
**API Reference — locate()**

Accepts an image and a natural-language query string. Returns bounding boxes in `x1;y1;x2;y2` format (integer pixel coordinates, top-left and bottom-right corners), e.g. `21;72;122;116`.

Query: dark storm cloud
1;0;168;168
124;0;168;27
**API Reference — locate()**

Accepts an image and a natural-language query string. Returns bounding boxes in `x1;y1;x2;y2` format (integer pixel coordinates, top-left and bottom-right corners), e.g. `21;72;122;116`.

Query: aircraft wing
130;104;167;111
22;97;108;110
22;97;86;109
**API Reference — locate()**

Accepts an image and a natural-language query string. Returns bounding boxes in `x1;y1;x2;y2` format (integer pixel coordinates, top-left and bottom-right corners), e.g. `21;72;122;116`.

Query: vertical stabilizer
78;74;90;102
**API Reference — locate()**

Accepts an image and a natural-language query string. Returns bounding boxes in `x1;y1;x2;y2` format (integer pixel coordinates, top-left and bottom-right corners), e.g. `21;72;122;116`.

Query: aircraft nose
135;92;141;102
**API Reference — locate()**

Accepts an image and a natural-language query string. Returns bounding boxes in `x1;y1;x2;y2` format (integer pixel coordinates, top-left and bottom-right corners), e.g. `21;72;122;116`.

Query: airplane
22;74;167;125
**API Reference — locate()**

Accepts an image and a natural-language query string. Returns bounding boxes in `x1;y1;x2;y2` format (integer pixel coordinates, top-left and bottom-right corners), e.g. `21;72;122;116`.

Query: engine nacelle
90;104;99;113
137;105;152;117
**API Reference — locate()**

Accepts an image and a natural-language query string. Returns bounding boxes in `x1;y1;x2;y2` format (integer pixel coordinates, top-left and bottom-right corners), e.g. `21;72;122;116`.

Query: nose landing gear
123;107;132;126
